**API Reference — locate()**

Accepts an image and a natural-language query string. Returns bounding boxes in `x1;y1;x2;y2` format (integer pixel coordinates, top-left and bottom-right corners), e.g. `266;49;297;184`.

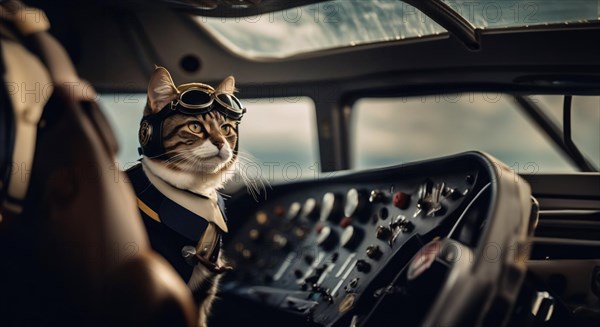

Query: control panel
220;153;497;326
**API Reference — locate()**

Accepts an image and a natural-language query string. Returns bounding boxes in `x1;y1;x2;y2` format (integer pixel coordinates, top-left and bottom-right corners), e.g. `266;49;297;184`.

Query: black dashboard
214;152;536;326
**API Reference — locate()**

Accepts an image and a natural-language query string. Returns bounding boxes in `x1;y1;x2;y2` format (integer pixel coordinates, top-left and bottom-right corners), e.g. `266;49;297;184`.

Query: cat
126;66;242;327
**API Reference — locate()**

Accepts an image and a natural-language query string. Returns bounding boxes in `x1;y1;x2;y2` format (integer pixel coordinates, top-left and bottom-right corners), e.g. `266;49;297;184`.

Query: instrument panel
220;153;513;326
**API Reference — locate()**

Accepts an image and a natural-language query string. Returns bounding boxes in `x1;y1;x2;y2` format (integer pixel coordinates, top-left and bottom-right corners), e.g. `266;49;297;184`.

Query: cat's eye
188;122;202;134
221;124;234;135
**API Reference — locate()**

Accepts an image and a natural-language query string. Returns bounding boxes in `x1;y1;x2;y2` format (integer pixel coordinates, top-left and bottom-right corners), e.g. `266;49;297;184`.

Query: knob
345;188;368;217
255;211;268;225
316;226;337;249
302;198;319;220
369;189;386;203
320;192;341;223
249;228;261;242
366;245;382;259
356;259;371;273
391;215;413;233
442;186;461;200
293;227;306;239
273;206;286;218
340;225;363;249
376;225;391;240
393;191;410;209
287;202;302;220
272;233;288;250
242;249;253;261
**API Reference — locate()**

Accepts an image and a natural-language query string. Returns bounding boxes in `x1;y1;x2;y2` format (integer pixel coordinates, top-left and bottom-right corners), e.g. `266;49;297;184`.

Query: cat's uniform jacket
126;162;228;306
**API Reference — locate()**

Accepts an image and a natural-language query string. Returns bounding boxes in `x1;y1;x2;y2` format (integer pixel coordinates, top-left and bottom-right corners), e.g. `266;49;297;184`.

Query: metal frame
562;96;597;172
515;96;597;172
403;0;480;50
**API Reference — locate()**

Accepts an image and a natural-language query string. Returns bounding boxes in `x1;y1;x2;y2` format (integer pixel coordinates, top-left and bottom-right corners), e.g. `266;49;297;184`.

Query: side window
97;95;319;183
97;94;147;169
351;93;576;172
237;97;319;183
531;95;600;169
571;96;600;168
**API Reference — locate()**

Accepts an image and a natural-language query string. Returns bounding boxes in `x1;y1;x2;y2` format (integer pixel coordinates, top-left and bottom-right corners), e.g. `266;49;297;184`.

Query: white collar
142;162;228;233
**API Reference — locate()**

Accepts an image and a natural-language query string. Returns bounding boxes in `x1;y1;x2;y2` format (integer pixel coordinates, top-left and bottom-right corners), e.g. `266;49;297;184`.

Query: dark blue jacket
126;163;226;284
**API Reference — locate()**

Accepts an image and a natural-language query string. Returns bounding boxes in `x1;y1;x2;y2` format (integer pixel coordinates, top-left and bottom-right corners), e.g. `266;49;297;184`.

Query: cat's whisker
232;151;270;201
161;150;200;169
163;156;189;169
144;148;184;160
163;149;195;161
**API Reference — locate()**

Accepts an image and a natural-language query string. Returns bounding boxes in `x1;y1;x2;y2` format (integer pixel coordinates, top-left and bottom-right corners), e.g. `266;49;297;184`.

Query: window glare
197;0;445;59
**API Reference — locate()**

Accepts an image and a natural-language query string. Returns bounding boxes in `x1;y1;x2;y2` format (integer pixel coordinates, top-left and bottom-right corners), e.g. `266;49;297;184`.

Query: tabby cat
127;66;243;326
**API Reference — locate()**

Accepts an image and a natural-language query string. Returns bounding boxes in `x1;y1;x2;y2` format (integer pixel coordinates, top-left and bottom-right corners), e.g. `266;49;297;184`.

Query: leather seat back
0;2;196;326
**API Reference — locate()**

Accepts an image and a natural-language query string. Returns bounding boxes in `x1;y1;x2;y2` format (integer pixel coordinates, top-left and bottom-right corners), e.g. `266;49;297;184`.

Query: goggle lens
175;87;245;119
216;93;243;111
180;89;212;106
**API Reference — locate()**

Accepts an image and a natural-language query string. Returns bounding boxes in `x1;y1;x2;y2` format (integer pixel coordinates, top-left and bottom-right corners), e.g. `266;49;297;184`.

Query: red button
273;206;285;217
339;217;353;228
316;223;325;234
393;192;410;209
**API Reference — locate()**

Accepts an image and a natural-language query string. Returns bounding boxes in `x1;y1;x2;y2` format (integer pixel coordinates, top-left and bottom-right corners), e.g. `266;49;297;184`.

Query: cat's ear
146;66;178;115
215;75;236;94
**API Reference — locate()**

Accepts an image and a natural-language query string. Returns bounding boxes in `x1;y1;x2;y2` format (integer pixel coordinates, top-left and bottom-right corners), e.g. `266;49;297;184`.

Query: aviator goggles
166;84;246;120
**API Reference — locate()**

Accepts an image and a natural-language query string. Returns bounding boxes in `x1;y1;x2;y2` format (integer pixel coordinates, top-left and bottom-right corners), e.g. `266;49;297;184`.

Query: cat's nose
212;139;225;149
